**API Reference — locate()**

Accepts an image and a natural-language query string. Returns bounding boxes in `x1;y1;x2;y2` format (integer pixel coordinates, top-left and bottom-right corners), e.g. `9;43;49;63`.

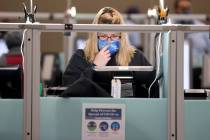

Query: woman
62;7;157;97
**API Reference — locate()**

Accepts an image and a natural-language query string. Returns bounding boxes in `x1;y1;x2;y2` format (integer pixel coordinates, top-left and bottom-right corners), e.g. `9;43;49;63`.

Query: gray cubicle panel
1;98;168;140
1;98;210;140
0;99;23;140
184;100;210;140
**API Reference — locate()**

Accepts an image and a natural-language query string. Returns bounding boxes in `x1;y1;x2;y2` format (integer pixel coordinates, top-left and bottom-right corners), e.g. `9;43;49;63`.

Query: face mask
98;39;120;55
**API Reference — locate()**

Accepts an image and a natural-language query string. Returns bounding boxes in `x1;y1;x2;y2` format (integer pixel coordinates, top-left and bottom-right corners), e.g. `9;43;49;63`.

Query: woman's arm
62;50;93;86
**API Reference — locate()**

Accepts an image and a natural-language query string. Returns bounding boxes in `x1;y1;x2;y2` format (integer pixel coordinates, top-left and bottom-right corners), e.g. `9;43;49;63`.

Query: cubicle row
1;98;210;140
0;23;210;140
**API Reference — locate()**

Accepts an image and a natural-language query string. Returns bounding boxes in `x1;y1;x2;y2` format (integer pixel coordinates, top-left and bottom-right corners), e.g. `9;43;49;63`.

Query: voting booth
0;22;210;140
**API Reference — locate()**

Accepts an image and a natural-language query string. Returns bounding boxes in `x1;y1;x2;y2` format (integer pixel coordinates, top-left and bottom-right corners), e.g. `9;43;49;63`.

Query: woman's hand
93;46;111;66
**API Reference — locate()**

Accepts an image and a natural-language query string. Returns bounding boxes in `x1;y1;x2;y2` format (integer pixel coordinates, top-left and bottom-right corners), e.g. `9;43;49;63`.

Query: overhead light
67;6;76;17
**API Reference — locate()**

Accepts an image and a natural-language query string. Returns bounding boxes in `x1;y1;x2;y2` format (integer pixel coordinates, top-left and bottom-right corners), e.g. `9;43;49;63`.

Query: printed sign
82;103;125;140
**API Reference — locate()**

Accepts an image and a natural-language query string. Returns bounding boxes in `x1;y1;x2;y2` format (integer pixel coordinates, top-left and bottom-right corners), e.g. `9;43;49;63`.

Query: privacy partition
0;23;210;140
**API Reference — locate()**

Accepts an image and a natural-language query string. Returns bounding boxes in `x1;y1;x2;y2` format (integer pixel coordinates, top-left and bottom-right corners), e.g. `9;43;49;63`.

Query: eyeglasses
98;33;121;41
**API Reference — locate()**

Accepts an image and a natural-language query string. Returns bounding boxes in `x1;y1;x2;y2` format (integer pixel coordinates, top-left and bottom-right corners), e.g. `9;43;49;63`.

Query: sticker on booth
82;103;125;140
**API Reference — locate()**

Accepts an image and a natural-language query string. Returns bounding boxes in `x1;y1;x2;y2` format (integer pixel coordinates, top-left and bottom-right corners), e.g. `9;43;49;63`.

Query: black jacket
62;49;158;97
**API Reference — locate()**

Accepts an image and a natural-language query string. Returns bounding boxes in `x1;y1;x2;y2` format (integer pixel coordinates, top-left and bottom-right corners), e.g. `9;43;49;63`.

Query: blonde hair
84;7;136;66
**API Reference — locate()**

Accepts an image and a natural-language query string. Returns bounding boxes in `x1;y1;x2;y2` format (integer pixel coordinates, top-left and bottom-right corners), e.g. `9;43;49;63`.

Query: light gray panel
40;97;168;140
0;98;168;140
184;100;210;140
0;99;23;140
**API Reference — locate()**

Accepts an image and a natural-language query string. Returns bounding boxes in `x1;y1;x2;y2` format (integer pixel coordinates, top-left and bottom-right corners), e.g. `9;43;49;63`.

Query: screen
93;66;158;98
0;66;22;98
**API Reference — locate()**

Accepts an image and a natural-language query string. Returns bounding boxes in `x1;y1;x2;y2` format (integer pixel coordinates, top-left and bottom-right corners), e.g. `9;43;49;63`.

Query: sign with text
82;103;125;140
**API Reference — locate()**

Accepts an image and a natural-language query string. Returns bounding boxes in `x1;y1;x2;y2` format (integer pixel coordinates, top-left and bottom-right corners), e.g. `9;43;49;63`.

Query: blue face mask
98;39;120;55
